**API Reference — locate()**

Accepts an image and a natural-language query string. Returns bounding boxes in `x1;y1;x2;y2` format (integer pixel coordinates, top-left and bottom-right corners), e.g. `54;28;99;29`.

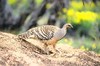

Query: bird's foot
48;49;60;57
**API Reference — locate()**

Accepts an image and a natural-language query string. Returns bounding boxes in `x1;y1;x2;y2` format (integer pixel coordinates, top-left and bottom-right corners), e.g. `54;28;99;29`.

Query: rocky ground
0;32;100;66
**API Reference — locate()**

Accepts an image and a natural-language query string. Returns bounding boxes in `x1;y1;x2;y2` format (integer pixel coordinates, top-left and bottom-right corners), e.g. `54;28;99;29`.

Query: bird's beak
70;25;73;28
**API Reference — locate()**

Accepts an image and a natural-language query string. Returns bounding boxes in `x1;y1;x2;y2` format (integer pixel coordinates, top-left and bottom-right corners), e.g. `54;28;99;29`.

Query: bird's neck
53;28;67;41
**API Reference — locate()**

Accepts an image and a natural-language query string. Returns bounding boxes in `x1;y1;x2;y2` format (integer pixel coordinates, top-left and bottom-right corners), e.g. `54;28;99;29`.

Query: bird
18;23;73;54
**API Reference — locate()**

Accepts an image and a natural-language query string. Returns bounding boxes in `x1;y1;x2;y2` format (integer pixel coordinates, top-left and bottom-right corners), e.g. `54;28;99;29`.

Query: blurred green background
0;0;100;53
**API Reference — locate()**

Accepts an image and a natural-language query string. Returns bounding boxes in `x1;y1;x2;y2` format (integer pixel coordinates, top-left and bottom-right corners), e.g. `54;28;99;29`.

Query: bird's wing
18;25;60;40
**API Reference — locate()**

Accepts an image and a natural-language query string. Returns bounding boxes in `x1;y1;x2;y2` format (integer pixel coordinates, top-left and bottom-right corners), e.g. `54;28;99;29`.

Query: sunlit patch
92;43;96;49
67;9;75;17
80;45;86;51
46;3;51;9
71;1;83;10
64;38;73;46
8;0;17;5
62;8;67;13
66;9;98;24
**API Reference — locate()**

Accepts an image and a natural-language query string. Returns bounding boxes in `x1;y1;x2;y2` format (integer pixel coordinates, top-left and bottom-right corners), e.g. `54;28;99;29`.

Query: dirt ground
0;32;100;66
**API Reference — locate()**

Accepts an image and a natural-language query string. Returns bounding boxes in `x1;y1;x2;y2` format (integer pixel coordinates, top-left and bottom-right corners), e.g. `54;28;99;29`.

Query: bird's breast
54;29;66;40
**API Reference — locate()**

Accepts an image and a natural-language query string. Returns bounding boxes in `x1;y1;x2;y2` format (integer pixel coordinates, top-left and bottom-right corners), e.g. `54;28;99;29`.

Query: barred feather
18;25;60;40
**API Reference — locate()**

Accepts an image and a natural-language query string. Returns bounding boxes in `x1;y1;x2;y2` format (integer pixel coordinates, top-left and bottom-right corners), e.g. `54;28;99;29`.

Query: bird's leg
44;44;50;55
42;40;50;55
52;44;57;53
48;44;57;54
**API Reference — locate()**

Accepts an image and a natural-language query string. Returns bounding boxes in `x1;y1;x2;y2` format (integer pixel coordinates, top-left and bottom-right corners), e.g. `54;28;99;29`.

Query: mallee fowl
18;23;73;54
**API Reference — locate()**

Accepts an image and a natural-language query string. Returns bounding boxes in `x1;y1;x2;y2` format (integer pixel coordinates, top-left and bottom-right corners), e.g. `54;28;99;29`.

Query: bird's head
63;23;73;29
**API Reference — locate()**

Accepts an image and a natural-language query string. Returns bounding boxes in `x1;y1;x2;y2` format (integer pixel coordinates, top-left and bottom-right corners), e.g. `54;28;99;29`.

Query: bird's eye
68;25;71;27
67;24;73;28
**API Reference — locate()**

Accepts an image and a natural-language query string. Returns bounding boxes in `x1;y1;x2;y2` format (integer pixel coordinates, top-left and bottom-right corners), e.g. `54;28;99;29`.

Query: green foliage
70;1;95;11
35;0;43;6
58;37;100;54
66;9;98;24
59;1;100;54
7;0;32;17
62;1;100;40
7;0;100;54
8;0;17;5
